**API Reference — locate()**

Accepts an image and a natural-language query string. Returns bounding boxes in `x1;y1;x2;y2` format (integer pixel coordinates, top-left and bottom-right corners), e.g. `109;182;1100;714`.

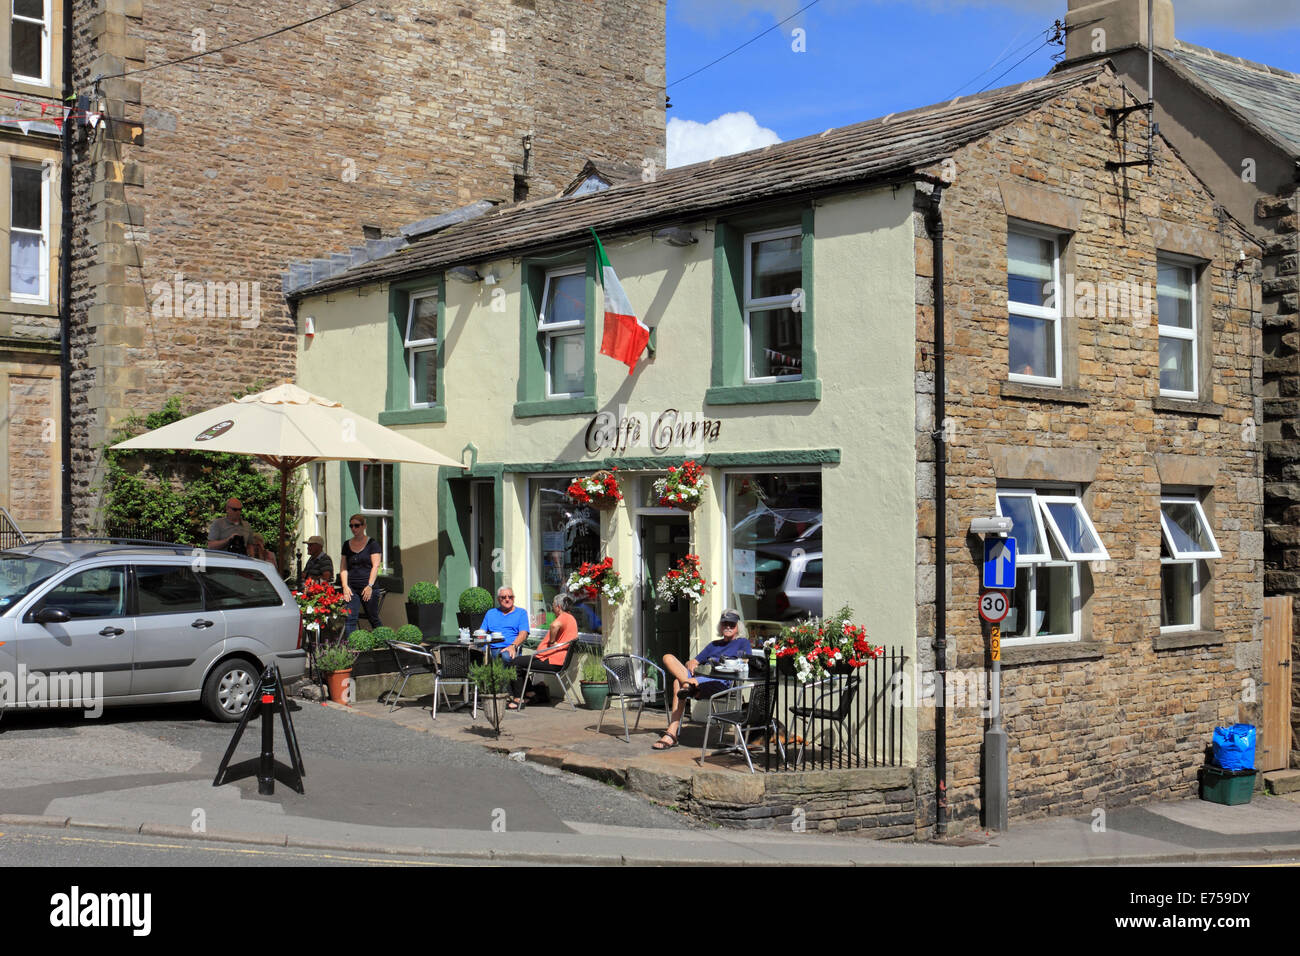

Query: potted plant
315;641;359;704
457;586;493;631
350;626;397;678
293;578;348;643
469;657;517;736
405;581;443;639
652;460;707;511
395;623;425;645
655;554;711;608
578;654;609;711
565;557;628;606
763;605;884;684
567;467;623;511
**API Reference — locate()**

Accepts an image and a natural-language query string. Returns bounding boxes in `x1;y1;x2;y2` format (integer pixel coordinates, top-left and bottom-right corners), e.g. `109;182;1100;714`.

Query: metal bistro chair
515;637;581;711
596;654;666;742
700;675;785;774
789;674;861;767
383;641;439;711
433;643;478;718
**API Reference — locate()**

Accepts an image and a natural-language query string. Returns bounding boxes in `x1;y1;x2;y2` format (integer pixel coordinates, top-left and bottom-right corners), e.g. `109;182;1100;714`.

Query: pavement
3;690;1300;865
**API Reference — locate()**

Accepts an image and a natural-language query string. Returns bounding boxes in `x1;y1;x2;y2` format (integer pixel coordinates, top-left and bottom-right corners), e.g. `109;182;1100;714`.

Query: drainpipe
58;0;73;537
924;180;948;838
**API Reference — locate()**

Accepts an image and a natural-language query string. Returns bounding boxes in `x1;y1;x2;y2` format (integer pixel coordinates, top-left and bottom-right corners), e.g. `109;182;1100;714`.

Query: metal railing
0;506;28;550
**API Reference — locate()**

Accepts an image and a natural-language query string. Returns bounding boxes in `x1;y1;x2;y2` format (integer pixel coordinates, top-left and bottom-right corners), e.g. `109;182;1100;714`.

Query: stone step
1263;769;1300;794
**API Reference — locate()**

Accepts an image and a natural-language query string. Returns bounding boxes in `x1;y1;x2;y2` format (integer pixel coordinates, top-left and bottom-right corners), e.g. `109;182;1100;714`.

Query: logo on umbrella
195;420;234;442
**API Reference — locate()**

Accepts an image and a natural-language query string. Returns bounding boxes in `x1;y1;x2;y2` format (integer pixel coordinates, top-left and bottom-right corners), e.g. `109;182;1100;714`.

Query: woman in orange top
508;593;578;707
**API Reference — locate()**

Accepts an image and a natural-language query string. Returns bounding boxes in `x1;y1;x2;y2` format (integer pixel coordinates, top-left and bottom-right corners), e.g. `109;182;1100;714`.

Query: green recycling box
1200;766;1256;806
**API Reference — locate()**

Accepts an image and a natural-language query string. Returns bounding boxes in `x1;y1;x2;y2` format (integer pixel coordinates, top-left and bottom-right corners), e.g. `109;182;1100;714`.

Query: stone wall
68;0;666;530
915;70;1263;828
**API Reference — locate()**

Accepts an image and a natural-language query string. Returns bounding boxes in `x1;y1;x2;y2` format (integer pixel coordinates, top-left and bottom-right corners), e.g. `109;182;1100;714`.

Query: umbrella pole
278;465;289;580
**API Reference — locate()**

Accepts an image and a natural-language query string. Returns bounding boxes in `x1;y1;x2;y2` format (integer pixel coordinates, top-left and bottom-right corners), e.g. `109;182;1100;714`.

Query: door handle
192;619;215;629
99;626;124;637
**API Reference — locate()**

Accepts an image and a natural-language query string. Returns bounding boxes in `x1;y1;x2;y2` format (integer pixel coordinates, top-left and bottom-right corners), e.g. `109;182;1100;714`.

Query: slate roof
289;61;1111;300
1161;41;1300;154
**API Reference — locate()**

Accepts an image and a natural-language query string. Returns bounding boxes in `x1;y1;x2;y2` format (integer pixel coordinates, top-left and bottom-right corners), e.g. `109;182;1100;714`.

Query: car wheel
202;657;260;722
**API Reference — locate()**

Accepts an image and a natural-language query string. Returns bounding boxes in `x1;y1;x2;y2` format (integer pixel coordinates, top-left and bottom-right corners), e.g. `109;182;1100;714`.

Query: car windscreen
0;553;64;613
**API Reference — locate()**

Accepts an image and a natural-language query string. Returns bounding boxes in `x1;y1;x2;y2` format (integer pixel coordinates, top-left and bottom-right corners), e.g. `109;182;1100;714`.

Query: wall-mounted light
303;316;315;338
653;227;698;247
447;266;482;283
482;270;500;285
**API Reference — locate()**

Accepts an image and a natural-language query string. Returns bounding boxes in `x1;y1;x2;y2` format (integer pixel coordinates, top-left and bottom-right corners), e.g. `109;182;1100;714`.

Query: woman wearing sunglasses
342;514;383;635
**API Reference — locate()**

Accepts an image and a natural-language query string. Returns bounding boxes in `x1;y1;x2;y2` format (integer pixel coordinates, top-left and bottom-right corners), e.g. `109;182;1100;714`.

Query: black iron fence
701;648;909;773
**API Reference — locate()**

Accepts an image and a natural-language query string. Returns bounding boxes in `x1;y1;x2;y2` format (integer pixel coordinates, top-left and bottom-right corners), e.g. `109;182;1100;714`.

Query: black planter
406;602;444;639
351;648;394;678
456;611;487;632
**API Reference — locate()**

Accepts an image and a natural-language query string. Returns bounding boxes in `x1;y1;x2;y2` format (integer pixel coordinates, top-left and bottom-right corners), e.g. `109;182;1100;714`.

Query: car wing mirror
31;606;70;625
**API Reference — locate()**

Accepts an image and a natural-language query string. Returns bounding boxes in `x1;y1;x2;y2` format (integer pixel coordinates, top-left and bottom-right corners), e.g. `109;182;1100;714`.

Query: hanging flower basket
655;554;710;608
653;460;707;512
566;556;628;606
567;468;623;511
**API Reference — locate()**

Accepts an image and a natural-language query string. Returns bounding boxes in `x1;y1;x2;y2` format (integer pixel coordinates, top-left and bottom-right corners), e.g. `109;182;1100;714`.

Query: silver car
0;540;306;721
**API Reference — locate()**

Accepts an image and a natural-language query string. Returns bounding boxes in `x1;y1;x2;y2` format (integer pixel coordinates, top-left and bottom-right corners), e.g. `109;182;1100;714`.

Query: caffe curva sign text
585;407;722;454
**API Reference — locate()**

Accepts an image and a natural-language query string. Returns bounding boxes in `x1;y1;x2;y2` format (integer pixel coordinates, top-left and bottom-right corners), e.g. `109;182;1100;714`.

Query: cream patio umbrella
112;383;466;572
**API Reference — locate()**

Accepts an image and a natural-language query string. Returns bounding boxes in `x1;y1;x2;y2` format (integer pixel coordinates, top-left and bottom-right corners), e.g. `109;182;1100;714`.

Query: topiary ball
396;624;424;644
370;626;398;647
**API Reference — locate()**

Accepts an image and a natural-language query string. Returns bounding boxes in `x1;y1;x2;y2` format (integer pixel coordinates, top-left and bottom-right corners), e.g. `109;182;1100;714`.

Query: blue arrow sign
983;537;1017;590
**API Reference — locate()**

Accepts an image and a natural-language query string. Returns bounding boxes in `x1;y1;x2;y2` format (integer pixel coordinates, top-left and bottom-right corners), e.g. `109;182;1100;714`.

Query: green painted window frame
379;274;447;425
515;248;599;419
707;207;820;406
340;461;402;587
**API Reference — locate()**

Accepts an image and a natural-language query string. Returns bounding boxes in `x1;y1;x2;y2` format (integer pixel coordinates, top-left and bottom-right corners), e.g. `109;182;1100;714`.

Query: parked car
753;538;823;621
0;540;306;721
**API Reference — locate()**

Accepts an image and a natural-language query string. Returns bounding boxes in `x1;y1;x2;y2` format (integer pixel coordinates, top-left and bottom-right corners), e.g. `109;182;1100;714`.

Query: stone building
65;0;666;531
0;0;65;538
288;61;1263;834
1061;0;1299;764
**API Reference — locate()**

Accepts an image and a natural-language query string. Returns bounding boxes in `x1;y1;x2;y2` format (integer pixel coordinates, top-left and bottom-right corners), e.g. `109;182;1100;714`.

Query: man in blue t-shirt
482;586;530;659
653;609;752;751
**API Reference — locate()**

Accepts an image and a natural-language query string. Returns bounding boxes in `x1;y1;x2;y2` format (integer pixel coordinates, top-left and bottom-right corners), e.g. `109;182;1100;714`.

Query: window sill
999;640;1105;666
1153;628;1224;651
1152;396;1224;417
514;396;598;418
379;407;447;425
1000;381;1092;405
705;380;821;406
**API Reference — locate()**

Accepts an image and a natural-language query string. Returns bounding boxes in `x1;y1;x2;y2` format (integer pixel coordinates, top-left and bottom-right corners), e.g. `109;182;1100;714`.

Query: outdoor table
694;661;774;760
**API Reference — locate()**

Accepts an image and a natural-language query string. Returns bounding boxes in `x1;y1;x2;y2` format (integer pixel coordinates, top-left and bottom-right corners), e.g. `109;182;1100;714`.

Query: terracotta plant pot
325;669;353;705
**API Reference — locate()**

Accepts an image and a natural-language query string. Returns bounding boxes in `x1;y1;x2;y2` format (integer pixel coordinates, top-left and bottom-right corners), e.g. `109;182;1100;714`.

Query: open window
1159;494;1220;632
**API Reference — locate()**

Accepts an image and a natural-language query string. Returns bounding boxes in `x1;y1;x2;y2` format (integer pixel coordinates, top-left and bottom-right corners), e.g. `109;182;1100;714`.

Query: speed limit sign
979;590;1009;623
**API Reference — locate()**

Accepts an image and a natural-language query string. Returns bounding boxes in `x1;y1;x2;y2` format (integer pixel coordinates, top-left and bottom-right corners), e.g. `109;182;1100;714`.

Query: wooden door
1259;595;1293;772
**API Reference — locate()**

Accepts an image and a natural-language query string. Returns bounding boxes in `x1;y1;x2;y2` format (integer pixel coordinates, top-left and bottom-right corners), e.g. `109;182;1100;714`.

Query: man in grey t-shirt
208;498;253;553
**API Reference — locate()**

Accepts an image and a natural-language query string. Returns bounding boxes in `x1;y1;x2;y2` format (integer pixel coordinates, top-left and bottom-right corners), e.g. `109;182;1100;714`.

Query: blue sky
665;0;1300;166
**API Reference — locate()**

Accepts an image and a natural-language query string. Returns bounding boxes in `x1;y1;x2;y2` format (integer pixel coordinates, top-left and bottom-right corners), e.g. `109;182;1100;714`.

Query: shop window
355;462;394;571
1157;256;1199;399
310;462;328;540
528;477;602;635
1007;225;1062;386
725;472;822;625
1159;494;1220;631
995;487;1107;643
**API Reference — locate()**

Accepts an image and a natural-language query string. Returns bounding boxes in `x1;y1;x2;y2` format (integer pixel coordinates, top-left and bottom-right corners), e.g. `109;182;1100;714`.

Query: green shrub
396;624;424;644
407;581;441;604
346;630;377;652
370;626;398;648
458;587;493;615
579;655;608;683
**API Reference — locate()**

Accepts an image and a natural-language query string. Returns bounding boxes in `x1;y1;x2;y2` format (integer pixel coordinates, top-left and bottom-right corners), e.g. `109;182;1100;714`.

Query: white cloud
666;112;783;167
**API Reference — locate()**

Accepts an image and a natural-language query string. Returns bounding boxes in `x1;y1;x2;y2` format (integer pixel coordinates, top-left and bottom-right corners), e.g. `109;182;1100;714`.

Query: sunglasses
350;522;364;528
227;507;241;512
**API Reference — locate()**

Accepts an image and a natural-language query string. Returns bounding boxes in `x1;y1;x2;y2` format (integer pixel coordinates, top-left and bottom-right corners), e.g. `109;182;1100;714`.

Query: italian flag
592;229;650;374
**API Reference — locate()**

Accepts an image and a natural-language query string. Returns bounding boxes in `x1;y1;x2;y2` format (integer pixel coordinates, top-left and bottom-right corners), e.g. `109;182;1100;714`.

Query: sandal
652;732;679;751
506;699;521;711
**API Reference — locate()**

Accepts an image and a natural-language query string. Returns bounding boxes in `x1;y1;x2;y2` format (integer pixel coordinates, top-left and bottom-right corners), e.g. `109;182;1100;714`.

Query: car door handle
191;619;215;629
99;626;125;637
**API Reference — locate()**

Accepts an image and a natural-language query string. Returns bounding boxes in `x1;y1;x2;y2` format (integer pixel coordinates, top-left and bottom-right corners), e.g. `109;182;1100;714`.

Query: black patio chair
789;674;860;766
433;643;477;718
515;637;580;711
700;676;785;774
596;654;666;741
383;641;437;712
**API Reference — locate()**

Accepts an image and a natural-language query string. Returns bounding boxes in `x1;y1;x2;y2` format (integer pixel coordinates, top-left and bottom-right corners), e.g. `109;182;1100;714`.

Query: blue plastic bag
1212;724;1256;771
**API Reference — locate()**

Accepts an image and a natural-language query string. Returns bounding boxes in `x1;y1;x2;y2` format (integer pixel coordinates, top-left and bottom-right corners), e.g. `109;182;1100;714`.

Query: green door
640;514;691;664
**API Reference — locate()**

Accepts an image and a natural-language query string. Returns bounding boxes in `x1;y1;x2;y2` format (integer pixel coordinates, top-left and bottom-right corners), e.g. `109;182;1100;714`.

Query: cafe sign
585;407;722;454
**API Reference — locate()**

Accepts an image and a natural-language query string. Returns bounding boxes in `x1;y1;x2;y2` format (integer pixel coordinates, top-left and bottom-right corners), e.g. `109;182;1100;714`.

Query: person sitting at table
507;593;578;709
653;609;751;751
484;585;530;659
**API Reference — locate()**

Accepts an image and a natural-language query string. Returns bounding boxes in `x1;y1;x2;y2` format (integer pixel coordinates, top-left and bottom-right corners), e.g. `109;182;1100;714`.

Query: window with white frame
310;462;328;539
995;488;1108;643
405;290;438;407
538;266;586;398
1007;226;1062;385
744;226;803;382
357;462;393;570
11;0;48;84
1157;256;1198;399
1159;494;1220;631
10;160;47;302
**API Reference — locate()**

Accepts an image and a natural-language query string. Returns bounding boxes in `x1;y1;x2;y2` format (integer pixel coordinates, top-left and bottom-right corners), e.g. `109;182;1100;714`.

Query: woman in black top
342;513;383;636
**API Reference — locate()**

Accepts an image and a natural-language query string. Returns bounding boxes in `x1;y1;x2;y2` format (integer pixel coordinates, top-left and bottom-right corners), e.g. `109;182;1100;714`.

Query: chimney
1064;0;1175;63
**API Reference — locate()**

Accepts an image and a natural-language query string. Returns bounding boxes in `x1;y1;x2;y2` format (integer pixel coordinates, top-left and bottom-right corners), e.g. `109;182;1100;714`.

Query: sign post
983;617;1008;831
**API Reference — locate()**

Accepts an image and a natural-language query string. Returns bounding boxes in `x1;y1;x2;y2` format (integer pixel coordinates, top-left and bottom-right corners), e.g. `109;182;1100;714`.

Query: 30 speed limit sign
979;590;1009;623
